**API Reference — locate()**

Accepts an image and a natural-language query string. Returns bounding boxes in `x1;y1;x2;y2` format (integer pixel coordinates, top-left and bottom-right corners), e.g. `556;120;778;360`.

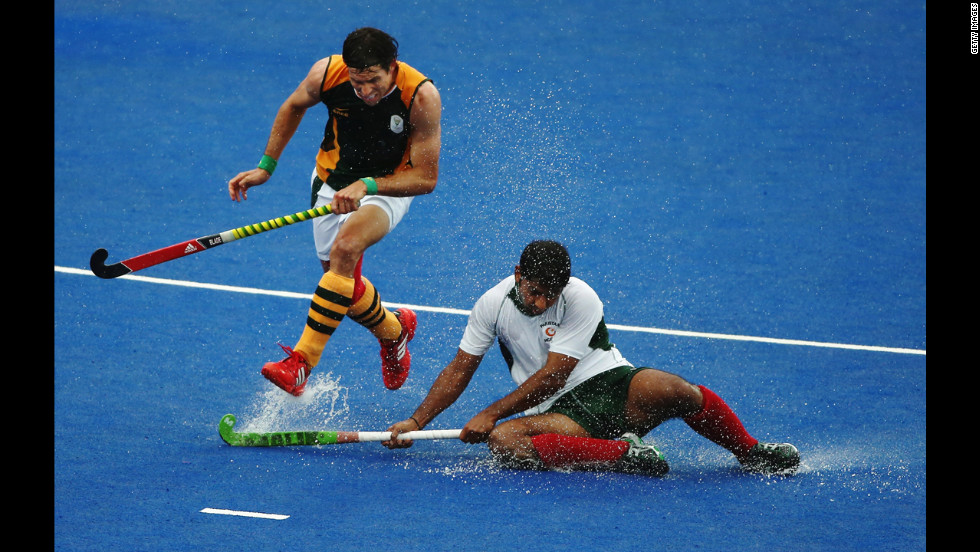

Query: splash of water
237;371;350;433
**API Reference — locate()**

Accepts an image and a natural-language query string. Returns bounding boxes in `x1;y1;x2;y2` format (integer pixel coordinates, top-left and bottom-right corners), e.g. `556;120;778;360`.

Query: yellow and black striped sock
294;271;354;366
346;276;402;341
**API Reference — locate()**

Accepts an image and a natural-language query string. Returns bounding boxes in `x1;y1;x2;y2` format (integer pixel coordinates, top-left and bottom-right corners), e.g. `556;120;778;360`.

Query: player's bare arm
460;352;579;444
228;60;327;202
383;349;482;449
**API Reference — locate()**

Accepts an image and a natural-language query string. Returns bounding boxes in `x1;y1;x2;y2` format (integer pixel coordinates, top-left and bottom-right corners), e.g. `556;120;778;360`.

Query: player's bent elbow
416;176;438;196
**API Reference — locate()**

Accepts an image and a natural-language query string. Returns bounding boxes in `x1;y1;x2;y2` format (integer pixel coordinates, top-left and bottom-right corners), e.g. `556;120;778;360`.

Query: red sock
351;256;366;303
530;434;629;469
683;385;759;460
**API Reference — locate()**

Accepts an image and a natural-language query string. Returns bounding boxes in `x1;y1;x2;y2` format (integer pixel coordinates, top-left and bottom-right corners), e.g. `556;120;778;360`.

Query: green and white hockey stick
218;414;461;447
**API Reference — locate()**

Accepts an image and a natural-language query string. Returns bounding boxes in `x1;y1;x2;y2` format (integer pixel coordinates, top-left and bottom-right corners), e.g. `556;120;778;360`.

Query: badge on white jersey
541;322;558;343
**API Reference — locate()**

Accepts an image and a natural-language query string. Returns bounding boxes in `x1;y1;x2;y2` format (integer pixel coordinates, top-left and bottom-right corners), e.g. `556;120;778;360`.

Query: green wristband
361;177;378;195
257;154;278;175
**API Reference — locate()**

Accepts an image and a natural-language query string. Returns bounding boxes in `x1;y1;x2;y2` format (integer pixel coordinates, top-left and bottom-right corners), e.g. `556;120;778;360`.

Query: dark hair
343;27;399;69
519;240;571;291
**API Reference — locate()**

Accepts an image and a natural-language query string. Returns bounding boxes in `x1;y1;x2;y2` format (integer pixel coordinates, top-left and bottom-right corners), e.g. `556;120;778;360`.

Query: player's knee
669;377;705;416
329;234;366;264
487;424;538;469
487;424;519;455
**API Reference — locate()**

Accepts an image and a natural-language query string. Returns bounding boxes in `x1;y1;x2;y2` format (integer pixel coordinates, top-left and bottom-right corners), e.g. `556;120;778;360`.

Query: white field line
55;266;926;356
200;507;289;520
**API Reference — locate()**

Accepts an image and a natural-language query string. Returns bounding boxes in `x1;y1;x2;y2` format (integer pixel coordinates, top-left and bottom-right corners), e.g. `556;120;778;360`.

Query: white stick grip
356;429;462;442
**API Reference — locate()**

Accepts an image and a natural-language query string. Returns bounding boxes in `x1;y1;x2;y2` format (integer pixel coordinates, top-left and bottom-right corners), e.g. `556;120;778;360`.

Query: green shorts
545;366;649;440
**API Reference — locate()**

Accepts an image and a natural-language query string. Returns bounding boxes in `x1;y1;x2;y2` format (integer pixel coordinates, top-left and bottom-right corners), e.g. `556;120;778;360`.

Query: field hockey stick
90;204;336;279
218;414;462;447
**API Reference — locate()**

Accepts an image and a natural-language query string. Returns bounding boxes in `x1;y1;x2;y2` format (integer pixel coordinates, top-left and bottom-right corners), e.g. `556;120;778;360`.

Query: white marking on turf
55;265;926;355
201;507;289;520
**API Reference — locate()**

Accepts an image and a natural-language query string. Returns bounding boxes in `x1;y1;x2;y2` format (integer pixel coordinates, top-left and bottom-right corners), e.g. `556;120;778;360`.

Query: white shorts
310;169;413;261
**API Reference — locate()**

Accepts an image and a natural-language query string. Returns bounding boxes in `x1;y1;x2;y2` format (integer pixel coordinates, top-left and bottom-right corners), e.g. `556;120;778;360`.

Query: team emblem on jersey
390;115;405;133
541;323;558;342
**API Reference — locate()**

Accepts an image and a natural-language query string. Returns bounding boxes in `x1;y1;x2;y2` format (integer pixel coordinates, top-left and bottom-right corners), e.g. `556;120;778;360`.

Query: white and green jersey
458;275;632;415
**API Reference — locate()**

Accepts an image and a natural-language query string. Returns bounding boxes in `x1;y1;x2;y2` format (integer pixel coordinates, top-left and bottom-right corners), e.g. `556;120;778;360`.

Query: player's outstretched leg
262;271;353;395
346;274;416;390
683;385;800;474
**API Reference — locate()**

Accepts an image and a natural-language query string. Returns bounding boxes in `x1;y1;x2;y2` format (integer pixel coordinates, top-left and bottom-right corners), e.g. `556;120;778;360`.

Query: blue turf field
54;2;926;550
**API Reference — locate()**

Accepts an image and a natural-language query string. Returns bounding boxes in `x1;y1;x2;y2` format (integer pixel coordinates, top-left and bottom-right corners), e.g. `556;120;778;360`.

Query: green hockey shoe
741;442;801;475
613;433;670;477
